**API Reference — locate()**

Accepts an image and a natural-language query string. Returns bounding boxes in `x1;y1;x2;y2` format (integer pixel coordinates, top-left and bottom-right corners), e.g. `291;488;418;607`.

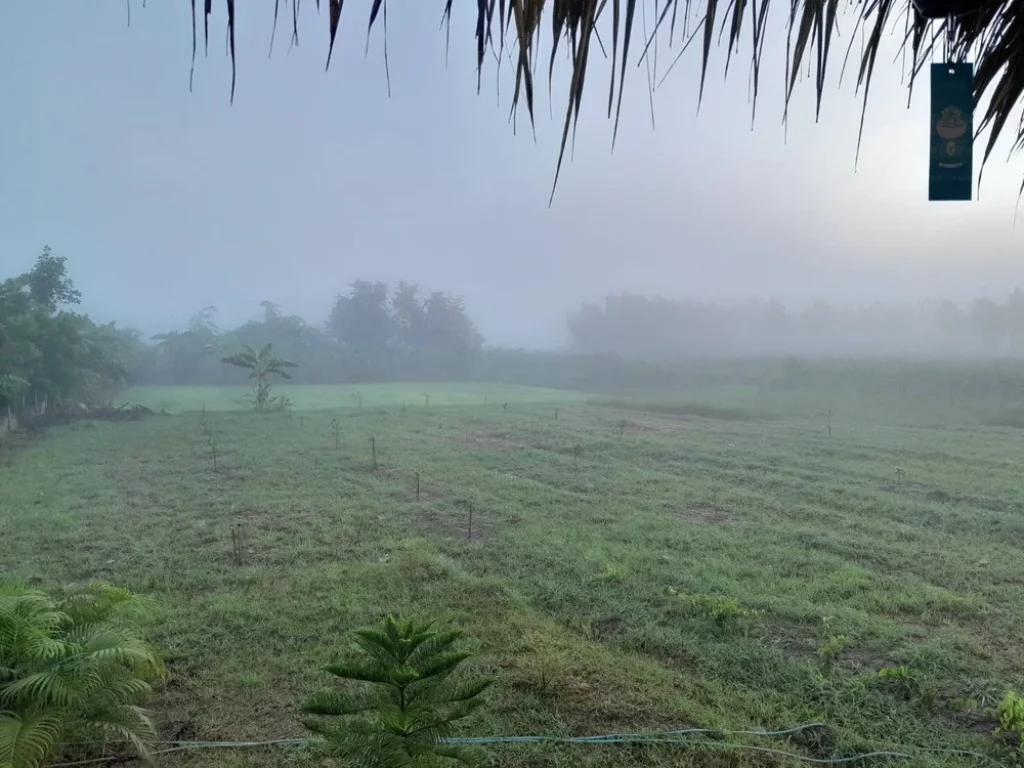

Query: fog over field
5;4;1024;768
3;3;1024;352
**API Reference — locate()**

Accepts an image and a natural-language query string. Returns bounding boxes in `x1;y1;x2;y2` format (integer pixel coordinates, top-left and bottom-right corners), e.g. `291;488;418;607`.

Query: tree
26;247;80;313
327;282;482;381
150;330;208;384
329;282;395;382
1;251;142;414
391;283;427;355
970;297;1006;351
220;342;297;411
419;292;483;378
127;2;1023;199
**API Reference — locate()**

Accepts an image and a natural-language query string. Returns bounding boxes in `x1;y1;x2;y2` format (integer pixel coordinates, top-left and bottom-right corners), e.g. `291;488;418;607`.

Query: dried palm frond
149;1;1022;198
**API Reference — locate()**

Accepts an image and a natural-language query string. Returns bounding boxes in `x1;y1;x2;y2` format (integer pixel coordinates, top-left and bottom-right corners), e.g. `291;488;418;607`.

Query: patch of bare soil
894;482;953;502
835;647;898;674
616;415;687;437
401;488;442;503
448;430;527;452
413;507;490;542
758;618;819;664
680;506;732;524
947;707;1003;738
593;616;625;637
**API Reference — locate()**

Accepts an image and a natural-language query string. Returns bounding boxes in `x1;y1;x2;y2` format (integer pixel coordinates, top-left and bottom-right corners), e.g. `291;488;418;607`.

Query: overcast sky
2;2;1023;347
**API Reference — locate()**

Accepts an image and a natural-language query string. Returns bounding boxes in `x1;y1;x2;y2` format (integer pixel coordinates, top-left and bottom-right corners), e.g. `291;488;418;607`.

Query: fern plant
301;616;492;768
0;581;164;768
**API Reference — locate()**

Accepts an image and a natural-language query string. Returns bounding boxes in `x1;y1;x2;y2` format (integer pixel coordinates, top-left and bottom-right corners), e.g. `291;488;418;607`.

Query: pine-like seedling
302;616;492;768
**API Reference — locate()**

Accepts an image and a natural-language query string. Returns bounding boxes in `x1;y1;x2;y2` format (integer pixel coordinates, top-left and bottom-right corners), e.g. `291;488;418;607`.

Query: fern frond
67;705;157;765
76;630;164;679
412;652;471;682
58;582;142;627
407;631;462;666
446;679;494;704
324;662;419;687
0;670;89;711
0;711;61;768
301;690;377;717
432;743;483;765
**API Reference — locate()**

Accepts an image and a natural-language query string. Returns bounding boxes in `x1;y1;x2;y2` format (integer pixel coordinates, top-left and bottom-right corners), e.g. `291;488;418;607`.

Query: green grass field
3;382;1024;767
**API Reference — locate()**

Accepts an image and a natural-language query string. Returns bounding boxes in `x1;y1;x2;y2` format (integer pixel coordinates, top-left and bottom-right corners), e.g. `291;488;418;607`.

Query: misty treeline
1;251;484;413
9;248;1024;420
145;280;483;386
568;293;1024;358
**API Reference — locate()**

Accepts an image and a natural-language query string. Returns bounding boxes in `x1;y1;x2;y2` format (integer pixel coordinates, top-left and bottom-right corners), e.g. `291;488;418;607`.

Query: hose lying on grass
50;723;1009;768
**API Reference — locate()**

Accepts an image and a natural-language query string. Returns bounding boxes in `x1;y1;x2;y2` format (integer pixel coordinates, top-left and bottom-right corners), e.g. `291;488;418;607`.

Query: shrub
0;581;164;768
996;690;1024;749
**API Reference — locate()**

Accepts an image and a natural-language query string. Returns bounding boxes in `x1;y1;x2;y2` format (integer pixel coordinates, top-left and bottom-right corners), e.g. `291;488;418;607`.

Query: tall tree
26;246;81;312
328;281;394;381
1;250;140;413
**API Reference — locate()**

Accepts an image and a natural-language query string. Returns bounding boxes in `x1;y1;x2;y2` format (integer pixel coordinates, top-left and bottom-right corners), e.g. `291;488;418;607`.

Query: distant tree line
9;248;1024;422
567;292;1024;359
143;281;484;386
1;251;485;414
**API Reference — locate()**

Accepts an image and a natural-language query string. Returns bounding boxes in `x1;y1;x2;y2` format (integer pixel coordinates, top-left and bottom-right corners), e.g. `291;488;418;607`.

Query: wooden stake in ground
231;523;244;566
370;436;377;472
416;471;421;501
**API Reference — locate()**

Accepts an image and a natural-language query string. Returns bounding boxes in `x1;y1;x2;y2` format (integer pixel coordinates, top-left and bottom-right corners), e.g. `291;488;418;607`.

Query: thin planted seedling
231;523;246;566
370;435;378;473
331;418;341;449
455;499;474;541
415;471;421;501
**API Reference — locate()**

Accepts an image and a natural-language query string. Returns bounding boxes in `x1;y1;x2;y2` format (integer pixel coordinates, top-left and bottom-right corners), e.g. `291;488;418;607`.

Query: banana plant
220;343;297;412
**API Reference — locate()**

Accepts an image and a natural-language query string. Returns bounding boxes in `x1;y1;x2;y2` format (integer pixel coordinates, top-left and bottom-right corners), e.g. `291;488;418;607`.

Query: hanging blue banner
929;62;973;201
